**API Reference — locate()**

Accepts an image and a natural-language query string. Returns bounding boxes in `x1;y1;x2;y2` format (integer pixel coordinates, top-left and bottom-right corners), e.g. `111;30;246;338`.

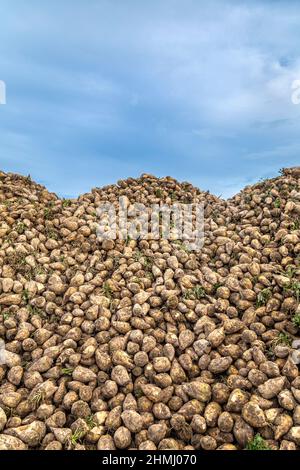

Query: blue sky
0;0;300;198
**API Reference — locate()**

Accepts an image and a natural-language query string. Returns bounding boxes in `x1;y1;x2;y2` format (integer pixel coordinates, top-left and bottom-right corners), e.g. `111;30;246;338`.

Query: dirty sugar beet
0;167;299;450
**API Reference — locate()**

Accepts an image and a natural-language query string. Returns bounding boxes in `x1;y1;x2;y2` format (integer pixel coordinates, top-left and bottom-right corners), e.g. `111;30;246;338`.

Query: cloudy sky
0;0;300;198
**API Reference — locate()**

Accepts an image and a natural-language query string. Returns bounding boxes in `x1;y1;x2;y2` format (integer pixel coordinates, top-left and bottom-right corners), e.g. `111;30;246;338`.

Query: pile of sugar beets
0;167;299;451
